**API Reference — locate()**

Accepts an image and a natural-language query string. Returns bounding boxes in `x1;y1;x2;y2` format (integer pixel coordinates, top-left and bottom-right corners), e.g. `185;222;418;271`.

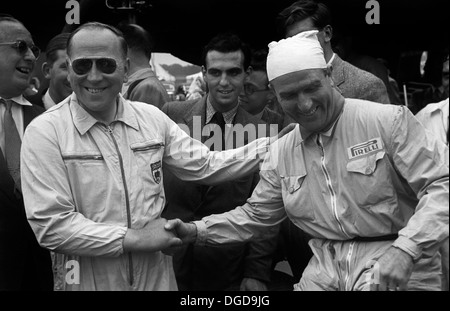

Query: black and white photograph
0;0;448;305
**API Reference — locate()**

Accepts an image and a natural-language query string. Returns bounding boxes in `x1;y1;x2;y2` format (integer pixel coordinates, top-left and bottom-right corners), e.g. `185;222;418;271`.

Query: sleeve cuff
193;220;207;246
392;235;422;262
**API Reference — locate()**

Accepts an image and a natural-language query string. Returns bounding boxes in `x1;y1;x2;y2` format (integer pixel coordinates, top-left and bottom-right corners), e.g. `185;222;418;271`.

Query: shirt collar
205;95;238;125
327;53;336;66
255;109;265;120
298;105;343;142
70;93;139;135
43;89;56;110
0;94;32;106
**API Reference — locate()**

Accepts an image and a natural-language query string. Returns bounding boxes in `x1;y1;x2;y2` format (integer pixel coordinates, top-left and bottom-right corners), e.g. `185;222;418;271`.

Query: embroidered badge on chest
347;137;383;160
151;160;162;184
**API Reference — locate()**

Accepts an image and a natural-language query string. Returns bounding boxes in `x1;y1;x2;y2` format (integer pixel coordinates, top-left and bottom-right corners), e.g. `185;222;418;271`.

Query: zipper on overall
316;134;349;237
106;125;134;286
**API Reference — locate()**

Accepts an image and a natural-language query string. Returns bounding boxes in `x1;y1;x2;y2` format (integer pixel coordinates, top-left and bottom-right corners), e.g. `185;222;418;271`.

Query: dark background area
1;0;449;85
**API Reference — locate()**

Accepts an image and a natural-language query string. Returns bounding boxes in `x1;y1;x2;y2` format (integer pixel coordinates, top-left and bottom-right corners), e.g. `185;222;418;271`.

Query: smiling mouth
85;87;106;94
16;67;31;75
299;106;318;117
218;90;232;95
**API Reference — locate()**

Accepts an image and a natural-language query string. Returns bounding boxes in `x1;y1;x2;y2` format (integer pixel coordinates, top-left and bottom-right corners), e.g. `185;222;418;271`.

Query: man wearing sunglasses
20;22;289;291
0;16;53;291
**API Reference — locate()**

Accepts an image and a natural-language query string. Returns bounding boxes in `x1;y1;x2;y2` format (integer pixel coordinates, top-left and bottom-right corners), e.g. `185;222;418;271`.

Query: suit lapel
184;97;208;143
22;105;42;131
331;55;345;87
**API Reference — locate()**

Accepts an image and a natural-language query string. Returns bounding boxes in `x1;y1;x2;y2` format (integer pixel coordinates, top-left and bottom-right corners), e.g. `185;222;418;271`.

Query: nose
219;73;230;87
86;62;102;82
23;46;36;62
297;93;314;113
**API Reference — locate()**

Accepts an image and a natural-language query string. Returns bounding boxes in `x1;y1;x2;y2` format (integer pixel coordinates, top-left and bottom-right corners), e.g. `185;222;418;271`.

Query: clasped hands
122;218;195;254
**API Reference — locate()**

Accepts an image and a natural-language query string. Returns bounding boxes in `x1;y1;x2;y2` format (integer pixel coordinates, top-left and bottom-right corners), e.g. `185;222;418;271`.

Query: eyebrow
207;67;243;73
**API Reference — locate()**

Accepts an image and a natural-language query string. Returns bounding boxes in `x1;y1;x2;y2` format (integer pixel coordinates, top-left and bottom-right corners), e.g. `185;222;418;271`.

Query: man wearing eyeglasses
20;23;286;291
161;33;279;291
0;16;53;291
239;48;286;133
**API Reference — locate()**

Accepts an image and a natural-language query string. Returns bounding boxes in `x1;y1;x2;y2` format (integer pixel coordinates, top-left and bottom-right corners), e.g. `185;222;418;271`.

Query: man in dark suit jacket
277;0;390;105
161;33;278;291
0;16;53;290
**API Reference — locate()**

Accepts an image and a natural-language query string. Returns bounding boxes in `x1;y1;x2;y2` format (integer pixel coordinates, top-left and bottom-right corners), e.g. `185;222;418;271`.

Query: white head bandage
267;30;326;81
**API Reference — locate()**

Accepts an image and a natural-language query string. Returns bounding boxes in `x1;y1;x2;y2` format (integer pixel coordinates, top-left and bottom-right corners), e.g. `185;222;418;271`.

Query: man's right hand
123;218;182;253
164;219;198;244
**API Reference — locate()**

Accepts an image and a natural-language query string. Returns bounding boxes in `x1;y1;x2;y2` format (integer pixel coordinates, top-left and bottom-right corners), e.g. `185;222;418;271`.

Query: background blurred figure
174;85;186;101
377;57;402;105
331;28;398;103
27;33;72;110
117;22;169;109
416;97;449;291
0;15;53;291
410;55;449;114
239;48;285;132
277;0;390;105
186;75;207;100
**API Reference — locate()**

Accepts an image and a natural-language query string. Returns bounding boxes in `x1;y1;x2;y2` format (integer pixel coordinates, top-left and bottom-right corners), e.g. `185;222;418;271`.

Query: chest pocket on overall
281;172;314;221
346;150;396;211
62;152;107;218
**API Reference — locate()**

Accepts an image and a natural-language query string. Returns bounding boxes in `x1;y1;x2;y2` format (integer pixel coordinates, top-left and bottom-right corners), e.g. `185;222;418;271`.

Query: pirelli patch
347;137;383;160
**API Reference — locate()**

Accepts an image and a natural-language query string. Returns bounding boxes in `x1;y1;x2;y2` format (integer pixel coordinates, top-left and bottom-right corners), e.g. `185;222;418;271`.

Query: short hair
0;15;24;26
201;33;251;70
116;22;153;59
45;33;71;65
0;15;25;40
67;22;128;59
277;0;332;37
250;48;269;73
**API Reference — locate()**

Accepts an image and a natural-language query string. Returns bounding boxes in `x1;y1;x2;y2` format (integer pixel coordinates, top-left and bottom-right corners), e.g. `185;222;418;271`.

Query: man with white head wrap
166;31;449;291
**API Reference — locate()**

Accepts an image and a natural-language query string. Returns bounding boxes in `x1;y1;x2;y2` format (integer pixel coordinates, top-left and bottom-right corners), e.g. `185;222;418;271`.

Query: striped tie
1;98;22;194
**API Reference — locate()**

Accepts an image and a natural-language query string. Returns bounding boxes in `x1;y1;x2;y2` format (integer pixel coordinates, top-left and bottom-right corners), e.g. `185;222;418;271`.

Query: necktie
1;98;22;193
209;112;226;151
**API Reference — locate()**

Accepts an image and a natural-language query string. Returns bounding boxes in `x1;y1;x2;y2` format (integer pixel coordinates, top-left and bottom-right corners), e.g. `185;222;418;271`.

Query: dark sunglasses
69;58;118;75
0;40;40;58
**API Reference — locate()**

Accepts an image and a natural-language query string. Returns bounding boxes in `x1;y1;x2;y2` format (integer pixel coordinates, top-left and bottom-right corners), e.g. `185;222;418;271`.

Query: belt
352;234;398;242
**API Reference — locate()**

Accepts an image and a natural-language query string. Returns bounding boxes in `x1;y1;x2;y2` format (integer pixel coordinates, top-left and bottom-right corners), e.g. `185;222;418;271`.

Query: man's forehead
248;70;269;85
0;21;32;42
272;69;325;88
206;50;244;68
70;28;122;57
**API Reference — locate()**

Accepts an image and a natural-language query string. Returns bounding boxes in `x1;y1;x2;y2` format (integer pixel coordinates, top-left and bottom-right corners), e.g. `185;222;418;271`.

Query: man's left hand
371;247;414;291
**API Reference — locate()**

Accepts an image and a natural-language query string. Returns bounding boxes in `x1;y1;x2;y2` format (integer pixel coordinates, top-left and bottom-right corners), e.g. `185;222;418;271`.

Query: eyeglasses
68;58;118;75
244;84;269;96
0;40;40;58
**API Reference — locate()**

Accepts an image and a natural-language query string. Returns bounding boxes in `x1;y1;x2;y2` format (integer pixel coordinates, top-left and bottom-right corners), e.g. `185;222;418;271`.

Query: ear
266;90;276;103
246;65;253;76
322;25;333;43
268;83;282;103
201;65;207;81
42;62;51;79
123;58;130;83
